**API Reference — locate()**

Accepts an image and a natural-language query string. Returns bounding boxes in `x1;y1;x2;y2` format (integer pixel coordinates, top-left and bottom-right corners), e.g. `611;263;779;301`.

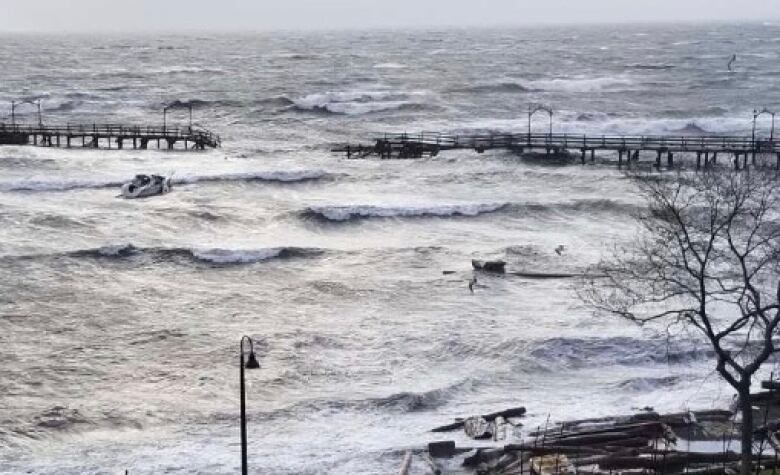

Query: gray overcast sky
1;0;778;32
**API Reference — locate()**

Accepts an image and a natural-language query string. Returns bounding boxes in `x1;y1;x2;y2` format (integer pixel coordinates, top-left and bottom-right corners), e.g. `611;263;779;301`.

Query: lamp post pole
36;100;42;127
753;109;758;147
753;107;777;144
528;104;554;147
549;110;553;137
239;336;261;475
11;101;15;127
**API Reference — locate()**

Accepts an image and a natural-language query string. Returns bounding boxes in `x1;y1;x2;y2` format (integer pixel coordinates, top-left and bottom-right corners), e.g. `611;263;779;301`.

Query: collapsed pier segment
334;132;780;169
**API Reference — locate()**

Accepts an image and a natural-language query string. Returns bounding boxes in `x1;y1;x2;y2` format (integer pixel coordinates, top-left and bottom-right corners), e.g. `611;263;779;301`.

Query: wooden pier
334;132;780;170
0;122;220;150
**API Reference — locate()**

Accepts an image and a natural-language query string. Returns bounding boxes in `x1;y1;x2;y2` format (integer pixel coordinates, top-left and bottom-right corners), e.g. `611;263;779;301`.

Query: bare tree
581;169;780;475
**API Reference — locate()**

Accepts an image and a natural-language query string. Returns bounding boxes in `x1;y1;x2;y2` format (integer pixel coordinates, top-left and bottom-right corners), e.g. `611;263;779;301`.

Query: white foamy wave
0;178;124;192
373;62;407;69
293;90;428;115
149;66;225;75
527;76;635;92
1;170;327;193
456;113;755;137
174;169;328;184
93;244;138;257
191;248;286;264
304;203;508;221
60;244;322;264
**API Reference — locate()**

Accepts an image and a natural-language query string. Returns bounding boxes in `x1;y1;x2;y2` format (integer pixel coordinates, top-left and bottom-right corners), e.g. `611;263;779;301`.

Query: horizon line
1;17;779;35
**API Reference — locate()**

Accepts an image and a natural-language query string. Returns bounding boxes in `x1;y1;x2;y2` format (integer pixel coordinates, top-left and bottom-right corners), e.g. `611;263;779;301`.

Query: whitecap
191;248;285;264
526;76;634;93
304;203;508;221
372;62;407;69
293;90;428;115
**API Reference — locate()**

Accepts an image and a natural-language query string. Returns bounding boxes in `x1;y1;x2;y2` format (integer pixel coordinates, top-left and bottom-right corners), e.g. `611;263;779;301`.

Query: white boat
120;174;171;199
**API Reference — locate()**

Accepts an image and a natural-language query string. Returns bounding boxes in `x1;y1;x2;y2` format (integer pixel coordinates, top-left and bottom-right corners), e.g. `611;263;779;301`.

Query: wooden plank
397;451;412;475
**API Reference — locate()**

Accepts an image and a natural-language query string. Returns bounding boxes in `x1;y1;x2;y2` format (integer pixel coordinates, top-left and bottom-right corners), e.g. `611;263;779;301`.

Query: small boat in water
120;174;172;199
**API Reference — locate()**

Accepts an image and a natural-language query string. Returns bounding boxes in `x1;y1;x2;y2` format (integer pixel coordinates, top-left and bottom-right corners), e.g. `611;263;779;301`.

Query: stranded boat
120;174;172;199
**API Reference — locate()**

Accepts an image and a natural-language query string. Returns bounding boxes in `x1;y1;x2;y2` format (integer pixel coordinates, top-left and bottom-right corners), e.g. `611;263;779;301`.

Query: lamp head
245;352;260;369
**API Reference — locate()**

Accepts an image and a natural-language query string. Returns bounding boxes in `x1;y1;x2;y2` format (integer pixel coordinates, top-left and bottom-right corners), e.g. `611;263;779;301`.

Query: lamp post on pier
753;107;776;145
528;104;554;145
239;335;261;475
163;102;194;133
10;99;42;128
163;105;171;133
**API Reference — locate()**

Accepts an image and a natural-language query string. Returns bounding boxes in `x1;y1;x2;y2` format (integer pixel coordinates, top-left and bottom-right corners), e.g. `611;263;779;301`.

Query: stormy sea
1;22;779;474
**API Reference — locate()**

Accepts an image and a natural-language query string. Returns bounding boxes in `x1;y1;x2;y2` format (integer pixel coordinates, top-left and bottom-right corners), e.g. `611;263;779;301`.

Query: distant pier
334;132;780;170
0;122;220;151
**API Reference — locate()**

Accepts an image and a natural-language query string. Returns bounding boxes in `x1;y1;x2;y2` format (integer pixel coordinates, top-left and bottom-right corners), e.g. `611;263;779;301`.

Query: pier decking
334;132;780;170
0;122;220;150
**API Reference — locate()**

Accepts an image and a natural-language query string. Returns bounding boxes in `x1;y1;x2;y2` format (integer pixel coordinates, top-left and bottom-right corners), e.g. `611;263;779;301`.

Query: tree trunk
739;387;754;475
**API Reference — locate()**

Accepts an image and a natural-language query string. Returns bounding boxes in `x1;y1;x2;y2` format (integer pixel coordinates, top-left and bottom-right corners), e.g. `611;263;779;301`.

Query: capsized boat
120;174;171;199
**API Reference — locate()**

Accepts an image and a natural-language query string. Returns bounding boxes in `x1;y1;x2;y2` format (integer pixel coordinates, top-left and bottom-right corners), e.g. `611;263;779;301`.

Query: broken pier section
335;132;780;170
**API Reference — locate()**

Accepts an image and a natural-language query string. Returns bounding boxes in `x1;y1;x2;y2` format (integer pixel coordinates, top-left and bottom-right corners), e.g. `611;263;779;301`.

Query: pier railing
371;132;778;153
0;122;220;150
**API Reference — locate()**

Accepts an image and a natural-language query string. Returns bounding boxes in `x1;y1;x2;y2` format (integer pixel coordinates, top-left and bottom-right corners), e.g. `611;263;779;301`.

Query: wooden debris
531;454;573;475
397;450;412;475
428;441;456;458
464;417;493;439
425;409;747;474
432;406;526;433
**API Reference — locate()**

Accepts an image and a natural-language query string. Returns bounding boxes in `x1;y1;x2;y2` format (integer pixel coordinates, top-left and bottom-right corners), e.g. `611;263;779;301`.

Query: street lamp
528;104;554;143
239;335;261;475
10;99;43;128
753;108;776;144
163;102;194;133
163;105;171;132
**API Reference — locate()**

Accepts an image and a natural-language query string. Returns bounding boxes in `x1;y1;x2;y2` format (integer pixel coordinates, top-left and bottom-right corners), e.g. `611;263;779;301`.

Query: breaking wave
64;244;323;265
292;90;431;115
373;62;407;69
239;378;478;422
527;76;635;92
1;170;328;192
448;82;534;94
618;376;683;391
302;203;510;222
528;337;716;368
301;199;639;222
